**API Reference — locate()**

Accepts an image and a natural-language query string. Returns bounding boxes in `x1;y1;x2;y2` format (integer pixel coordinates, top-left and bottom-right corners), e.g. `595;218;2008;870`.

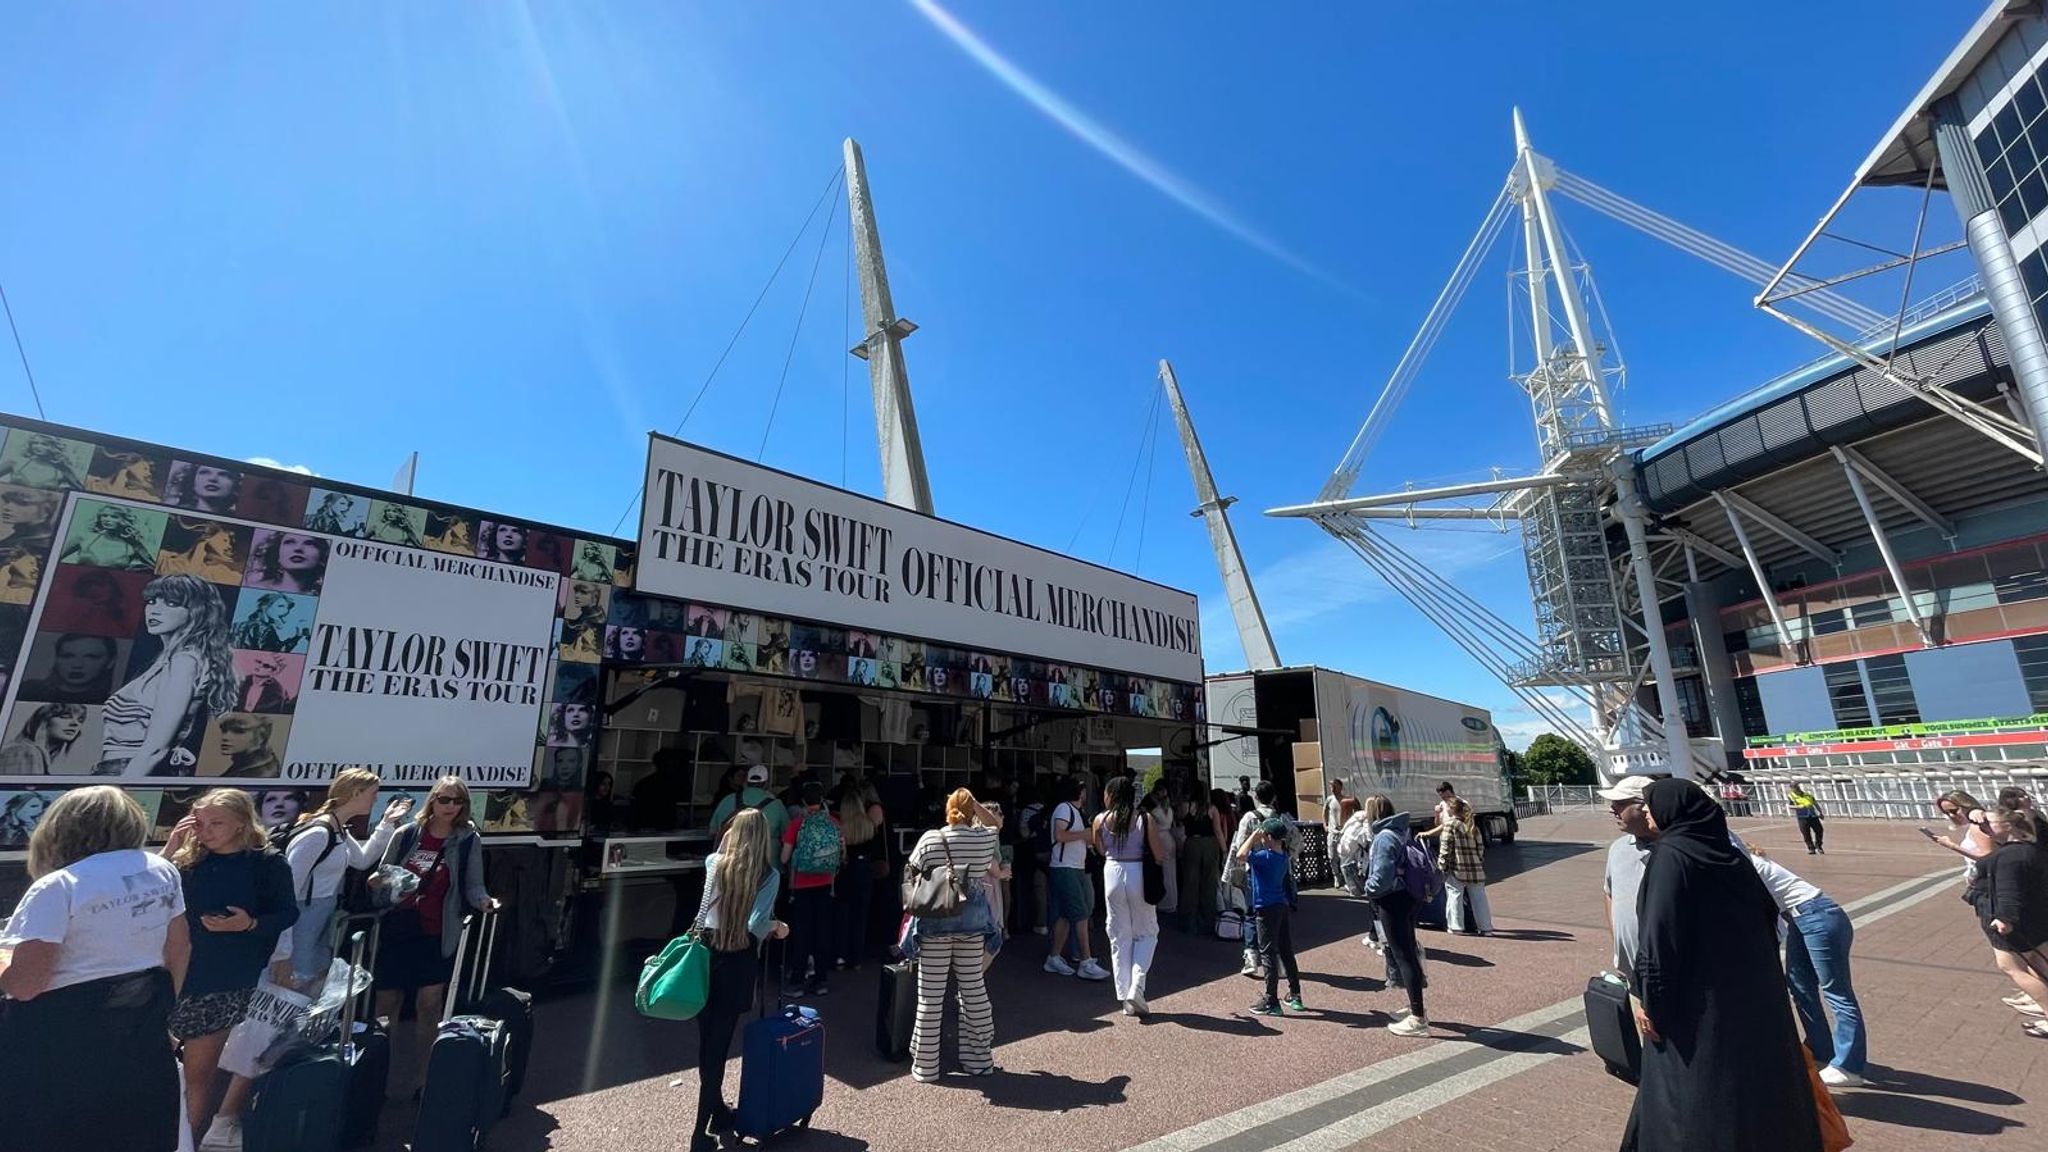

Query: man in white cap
710;762;791;845
1599;774;1656;976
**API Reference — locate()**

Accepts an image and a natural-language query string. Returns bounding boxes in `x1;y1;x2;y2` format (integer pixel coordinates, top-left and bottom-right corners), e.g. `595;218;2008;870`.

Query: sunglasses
434;795;465;807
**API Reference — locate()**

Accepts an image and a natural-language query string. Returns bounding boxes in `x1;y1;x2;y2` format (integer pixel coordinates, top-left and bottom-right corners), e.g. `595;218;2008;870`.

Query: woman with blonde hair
1;786;190;1152
904;788;1006;1082
277;771;411;986
685;808;788;1152
374;776;495;1097
833;774;886;971
161;788;298;1148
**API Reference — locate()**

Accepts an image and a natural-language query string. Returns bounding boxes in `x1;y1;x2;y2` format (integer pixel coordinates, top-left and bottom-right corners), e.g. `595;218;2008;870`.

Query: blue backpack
1397;828;1443;902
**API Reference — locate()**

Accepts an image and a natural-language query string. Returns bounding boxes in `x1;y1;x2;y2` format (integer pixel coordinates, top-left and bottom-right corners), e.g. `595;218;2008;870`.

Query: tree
1522;733;1598;787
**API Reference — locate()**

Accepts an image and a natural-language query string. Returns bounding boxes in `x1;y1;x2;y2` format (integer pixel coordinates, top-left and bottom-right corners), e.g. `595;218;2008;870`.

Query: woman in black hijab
1623;780;1822;1152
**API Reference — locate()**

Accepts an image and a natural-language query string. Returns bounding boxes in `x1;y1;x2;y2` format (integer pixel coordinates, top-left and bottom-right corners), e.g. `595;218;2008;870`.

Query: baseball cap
1597;775;1654;803
746;764;770;786
1260;817;1290;840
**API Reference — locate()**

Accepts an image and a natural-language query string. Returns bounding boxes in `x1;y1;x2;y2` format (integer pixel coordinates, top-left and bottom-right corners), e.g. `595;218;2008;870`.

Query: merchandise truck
1205;665;1516;841
0;414;1209;983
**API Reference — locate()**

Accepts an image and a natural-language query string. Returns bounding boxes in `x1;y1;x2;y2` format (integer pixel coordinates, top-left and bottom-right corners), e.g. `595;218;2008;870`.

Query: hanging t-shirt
401;832;452;936
0;849;185;992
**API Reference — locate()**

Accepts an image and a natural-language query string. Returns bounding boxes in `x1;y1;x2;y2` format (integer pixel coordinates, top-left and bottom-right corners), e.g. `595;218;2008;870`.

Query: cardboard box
1300;719;1320;744
1293;767;1325;805
1291;741;1322;771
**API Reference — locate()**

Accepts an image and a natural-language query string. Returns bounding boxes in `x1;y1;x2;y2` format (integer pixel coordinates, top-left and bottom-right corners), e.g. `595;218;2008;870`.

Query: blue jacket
1363;812;1415;901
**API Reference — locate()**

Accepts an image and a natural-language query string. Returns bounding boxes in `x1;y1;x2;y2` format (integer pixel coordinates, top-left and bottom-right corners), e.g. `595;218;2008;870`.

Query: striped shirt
908;824;1000;885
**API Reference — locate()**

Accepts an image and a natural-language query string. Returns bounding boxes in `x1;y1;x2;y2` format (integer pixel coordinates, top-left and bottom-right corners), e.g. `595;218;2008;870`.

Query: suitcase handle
443;907;505;1023
341;928;368;1057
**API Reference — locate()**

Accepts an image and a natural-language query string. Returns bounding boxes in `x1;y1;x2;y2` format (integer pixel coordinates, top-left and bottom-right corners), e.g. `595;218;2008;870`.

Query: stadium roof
1854;0;2026;190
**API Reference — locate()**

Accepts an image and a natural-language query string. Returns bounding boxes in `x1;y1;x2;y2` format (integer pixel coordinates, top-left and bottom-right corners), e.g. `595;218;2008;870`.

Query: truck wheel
1500;814;1517;845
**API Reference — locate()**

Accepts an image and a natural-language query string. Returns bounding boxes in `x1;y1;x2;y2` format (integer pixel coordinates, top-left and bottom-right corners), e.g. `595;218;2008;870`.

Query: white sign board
282;540;559;786
0;495;559;788
637;436;1204;682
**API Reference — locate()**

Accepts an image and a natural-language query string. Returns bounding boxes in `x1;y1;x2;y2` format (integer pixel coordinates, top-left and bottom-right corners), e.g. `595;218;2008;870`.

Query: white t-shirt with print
1049;802;1087;870
1;849;185;993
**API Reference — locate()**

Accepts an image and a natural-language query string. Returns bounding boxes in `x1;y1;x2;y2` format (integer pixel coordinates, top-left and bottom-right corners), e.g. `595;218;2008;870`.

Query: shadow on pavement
1433;1020;1586;1058
930;1069;1133;1112
1861;1066;2026;1106
1421;948;1495;969
1483;928;1577;943
1146;1010;1274;1036
1833;1091;2026;1136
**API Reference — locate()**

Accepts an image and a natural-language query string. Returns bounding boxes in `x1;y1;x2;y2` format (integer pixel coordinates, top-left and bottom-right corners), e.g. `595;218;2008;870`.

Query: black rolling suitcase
1583;972;1641;1084
245;928;376;1152
413;915;513;1152
875;959;916;1060
457;907;535;1106
332;917;391;1149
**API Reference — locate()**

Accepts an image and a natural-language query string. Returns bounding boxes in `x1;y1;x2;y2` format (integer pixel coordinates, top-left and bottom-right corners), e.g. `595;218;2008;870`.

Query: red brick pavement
359;813;2043;1151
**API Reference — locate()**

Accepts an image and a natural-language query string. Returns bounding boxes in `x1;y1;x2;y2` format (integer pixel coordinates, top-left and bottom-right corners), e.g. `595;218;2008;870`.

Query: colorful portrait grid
565;584;1204;726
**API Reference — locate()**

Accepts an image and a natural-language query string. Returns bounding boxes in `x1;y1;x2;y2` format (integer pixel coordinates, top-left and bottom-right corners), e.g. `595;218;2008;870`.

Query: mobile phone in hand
1917;826;1940;839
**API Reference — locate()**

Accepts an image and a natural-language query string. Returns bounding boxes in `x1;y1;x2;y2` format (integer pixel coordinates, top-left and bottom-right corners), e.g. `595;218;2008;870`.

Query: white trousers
1103;859;1159;1001
1445;875;1494;933
910;933;994;1080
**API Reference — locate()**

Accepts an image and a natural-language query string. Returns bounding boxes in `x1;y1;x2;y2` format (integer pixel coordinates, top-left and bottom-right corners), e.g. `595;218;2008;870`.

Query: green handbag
637;916;711;1020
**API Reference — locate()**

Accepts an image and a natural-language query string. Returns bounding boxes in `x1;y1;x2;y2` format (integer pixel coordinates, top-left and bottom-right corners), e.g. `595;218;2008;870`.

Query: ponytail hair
303;768;380;826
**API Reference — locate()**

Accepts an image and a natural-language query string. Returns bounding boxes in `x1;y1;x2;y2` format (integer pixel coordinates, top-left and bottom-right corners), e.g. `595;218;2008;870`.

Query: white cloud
244;456;318;477
908;0;1358;297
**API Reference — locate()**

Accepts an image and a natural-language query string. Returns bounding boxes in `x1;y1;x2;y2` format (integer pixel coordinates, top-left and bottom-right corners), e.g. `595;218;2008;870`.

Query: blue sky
0;2;1977;747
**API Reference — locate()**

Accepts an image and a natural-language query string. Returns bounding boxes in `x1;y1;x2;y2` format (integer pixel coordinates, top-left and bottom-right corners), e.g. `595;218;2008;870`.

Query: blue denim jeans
1784;894;1865;1074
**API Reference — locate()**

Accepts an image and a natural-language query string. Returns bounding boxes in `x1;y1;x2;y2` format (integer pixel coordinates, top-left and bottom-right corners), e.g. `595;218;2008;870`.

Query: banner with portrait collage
0;421;630;848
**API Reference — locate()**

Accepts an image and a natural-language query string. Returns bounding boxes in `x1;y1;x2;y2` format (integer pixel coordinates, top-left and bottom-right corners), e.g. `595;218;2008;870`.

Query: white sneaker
199;1118;243;1152
1129;990;1148;1016
1817;1066;1865;1088
1387;1015;1430;1037
1044;956;1076;976
1120;1000;1136;1017
1075;958;1111;981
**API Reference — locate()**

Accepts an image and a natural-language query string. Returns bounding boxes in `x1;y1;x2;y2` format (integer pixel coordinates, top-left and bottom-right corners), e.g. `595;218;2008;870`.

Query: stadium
1274;0;2048;815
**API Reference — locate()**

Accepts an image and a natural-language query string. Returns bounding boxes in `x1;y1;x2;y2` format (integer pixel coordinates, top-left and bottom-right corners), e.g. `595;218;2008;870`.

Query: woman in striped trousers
906;789;1006;1082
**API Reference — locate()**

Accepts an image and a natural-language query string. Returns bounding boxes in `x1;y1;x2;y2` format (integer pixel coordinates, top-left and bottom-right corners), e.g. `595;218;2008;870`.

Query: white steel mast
844;138;935;514
1159;360;1281;670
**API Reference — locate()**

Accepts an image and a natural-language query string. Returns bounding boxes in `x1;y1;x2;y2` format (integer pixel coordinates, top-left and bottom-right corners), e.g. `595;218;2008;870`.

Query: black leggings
695;946;759;1142
1376;891;1427;1019
0;968;177;1152
1256;904;1302;1004
1798;817;1824;852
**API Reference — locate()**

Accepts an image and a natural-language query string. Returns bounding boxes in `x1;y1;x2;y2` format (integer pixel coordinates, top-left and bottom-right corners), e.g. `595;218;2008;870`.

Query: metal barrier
1521;784;1608;813
1738;765;2048;821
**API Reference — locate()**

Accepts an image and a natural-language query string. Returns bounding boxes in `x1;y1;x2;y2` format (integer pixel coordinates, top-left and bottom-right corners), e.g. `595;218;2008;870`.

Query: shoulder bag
902;834;969;919
1140;814;1167;906
636;883;713;1020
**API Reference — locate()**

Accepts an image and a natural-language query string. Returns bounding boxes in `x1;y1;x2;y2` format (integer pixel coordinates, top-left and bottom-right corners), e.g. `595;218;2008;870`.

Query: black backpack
285;816;381;915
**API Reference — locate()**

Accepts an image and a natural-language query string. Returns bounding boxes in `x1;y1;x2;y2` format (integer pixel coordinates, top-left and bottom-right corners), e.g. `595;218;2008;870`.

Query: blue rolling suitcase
735;995;825;1140
413;915;512;1152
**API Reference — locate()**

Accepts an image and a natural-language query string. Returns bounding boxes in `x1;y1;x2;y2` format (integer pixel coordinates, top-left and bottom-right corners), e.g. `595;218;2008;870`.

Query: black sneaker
1249;1000;1284;1017
806;979;831;997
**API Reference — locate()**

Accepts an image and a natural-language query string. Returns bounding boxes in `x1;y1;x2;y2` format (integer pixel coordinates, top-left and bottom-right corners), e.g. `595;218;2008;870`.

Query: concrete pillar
1686;581;1745;771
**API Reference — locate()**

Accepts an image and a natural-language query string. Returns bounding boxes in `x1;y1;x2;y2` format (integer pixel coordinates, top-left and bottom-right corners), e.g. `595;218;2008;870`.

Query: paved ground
362;812;2044;1150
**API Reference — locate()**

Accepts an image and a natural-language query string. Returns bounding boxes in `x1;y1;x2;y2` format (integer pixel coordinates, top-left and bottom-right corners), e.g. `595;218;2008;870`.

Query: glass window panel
1724;627;1751;654
2025;251;2048;302
2016;635;2048;713
2012;130;2040;175
2028;109;2048;160
2020;170;2048;221
1991;154;2019;202
1808;607;1851;636
1981;125;2008;169
2021;76;2048;126
1997;100;2026;152
1824;662;1873;729
1734;676;1769;738
2002;190;2032;234
1989;541;2048;604
1850;599;1895;628
2034;296;2048;337
1864;654;1919;726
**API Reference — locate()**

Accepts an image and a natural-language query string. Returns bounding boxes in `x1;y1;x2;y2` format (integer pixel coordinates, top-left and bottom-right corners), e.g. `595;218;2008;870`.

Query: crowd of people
0;773;498;1152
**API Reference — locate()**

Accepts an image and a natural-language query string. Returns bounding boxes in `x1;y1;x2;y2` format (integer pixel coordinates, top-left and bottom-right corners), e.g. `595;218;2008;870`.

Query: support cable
842;177;853;489
759;169;845;460
1135;390;1162;573
607;163;846;534
0;282;47;421
1319;182;1517;501
1108;383;1165;564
